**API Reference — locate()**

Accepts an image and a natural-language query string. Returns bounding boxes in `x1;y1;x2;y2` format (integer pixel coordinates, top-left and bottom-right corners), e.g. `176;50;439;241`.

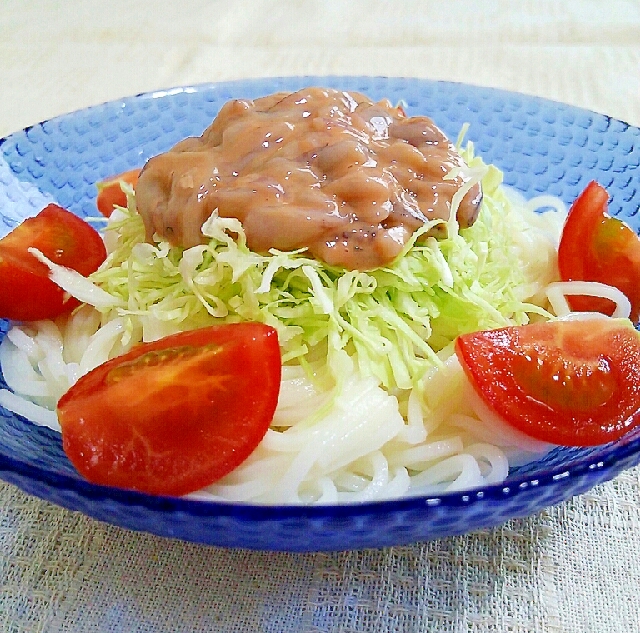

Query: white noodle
546;280;631;320
409;454;484;493
465;442;510;484
0;316;554;502
0;389;60;431
387;437;465;470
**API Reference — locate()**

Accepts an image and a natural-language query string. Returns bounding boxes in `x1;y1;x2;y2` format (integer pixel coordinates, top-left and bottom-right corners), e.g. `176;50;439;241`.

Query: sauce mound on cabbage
136;87;482;270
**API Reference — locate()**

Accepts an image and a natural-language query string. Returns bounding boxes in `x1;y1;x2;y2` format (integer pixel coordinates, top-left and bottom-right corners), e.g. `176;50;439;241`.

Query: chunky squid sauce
135;87;482;270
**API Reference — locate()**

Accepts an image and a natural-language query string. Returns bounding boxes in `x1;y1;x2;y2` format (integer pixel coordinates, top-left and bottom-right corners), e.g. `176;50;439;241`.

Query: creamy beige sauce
135;87;482;270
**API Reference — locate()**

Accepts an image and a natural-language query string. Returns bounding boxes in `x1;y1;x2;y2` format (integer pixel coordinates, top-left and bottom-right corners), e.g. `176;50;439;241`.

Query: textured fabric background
1;1;640;631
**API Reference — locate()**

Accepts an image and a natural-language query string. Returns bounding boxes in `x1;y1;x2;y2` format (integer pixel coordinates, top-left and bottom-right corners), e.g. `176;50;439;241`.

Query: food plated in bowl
0;77;639;551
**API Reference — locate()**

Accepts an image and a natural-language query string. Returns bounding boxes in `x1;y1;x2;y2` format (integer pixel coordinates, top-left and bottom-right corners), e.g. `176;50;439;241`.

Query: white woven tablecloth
1;2;640;631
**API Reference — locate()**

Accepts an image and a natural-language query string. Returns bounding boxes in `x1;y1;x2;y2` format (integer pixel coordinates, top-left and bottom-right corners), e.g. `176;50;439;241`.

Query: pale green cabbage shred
90;143;552;392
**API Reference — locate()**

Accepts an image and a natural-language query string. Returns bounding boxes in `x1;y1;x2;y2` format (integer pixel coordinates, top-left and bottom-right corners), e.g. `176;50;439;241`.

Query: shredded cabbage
83;149;556;392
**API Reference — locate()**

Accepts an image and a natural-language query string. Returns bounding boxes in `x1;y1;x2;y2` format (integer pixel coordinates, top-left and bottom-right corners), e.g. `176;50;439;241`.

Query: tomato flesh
558;181;640;323
96;168;140;217
57;323;281;497
455;319;640;446
0;204;107;321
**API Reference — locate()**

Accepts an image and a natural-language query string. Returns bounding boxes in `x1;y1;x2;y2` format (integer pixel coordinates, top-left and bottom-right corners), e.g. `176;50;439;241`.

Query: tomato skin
0;204;107;321
455;319;640;446
57;323;281;497
558;181;640;323
96;168;140;217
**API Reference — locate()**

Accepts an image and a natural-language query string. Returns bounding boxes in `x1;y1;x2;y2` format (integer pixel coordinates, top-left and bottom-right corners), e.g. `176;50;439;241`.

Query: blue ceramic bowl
1;77;639;551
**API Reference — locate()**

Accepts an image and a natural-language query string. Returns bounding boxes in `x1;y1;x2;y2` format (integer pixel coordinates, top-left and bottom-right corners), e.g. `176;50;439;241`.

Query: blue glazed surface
0;77;639;551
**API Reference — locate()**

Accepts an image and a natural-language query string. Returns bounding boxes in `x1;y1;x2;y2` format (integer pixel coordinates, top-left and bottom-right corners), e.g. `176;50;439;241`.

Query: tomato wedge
558;181;640;323
96;168;140;217
0;204;107;321
455;319;640;446
57;323;281;496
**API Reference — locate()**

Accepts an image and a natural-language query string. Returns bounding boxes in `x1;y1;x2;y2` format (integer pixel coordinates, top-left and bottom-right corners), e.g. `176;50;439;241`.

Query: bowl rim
1;424;640;519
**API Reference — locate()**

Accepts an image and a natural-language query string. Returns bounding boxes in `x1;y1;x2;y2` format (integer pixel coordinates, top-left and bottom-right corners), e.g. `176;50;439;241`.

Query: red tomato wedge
0;204;107;321
57;323;281;497
558;181;640;323
96;168;140;217
455;319;640;446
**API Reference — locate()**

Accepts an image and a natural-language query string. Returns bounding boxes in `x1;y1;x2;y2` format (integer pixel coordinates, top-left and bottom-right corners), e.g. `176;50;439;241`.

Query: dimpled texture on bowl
0;77;639;551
